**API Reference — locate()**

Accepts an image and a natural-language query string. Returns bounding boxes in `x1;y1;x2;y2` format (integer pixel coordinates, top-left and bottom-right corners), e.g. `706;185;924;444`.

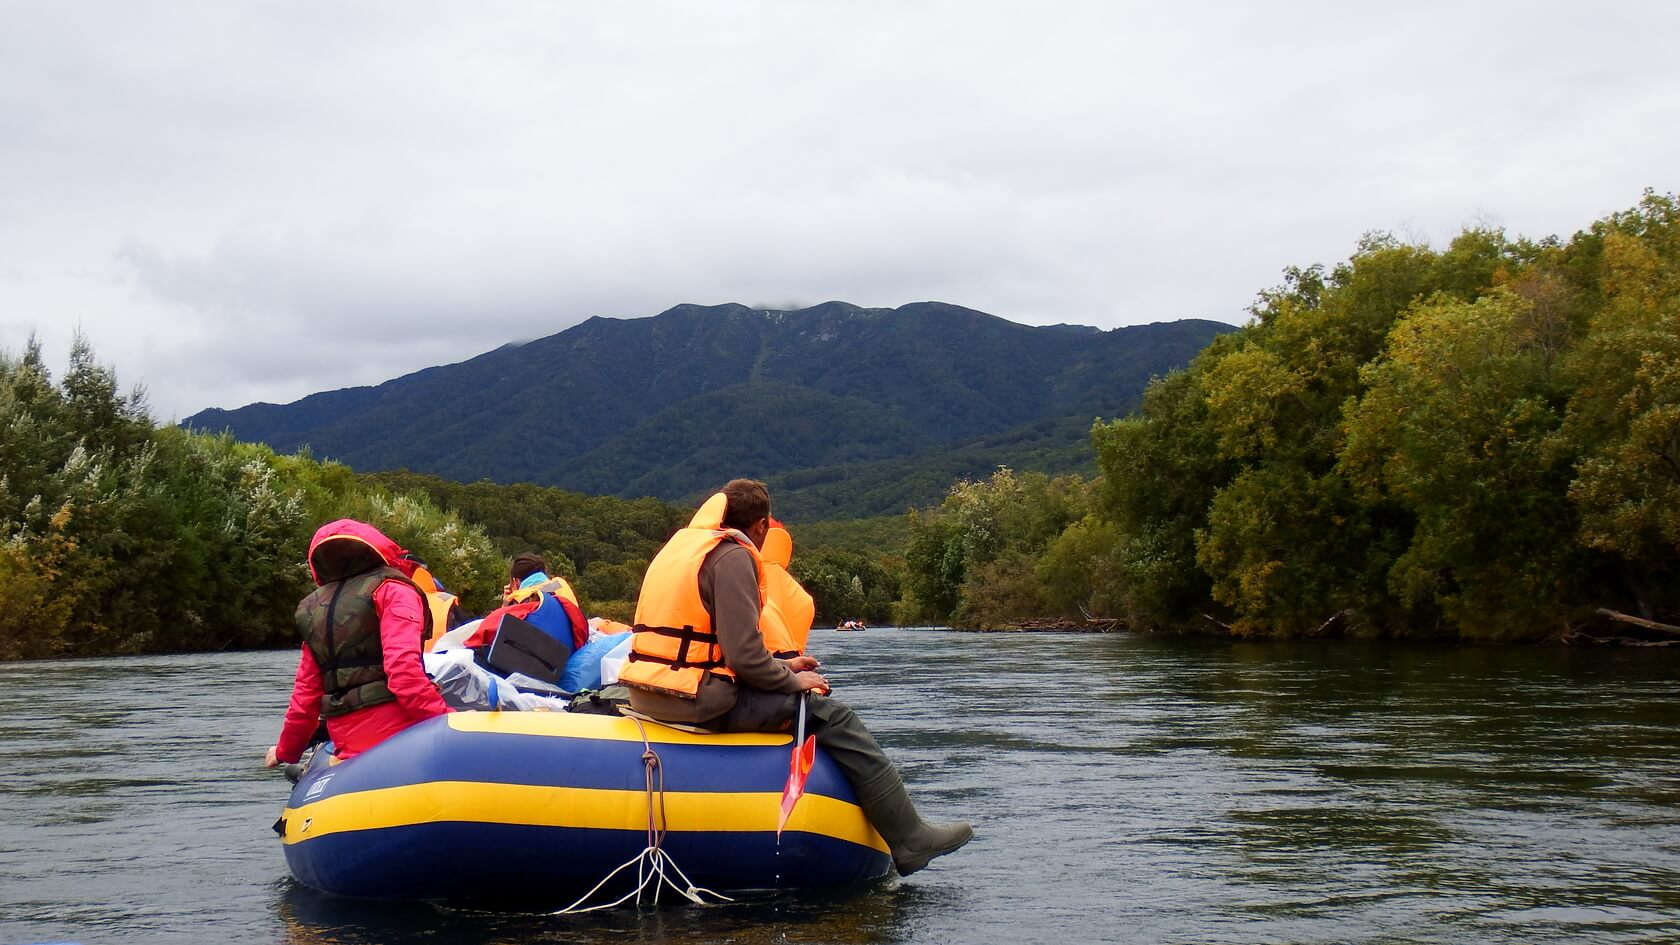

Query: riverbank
942;607;1680;645
948;617;1128;633
5;606;1675;664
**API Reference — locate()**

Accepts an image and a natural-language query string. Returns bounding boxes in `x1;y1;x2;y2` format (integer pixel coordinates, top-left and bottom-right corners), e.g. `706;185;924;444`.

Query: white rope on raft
548;843;731;914
548;718;734;915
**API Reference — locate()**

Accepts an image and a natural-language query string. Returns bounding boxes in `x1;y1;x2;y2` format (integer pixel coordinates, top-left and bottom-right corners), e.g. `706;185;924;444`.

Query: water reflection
3;637;1680;944
276;878;925;945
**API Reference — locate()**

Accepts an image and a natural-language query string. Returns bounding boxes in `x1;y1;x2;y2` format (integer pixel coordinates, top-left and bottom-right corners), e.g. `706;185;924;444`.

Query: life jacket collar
761;522;792;568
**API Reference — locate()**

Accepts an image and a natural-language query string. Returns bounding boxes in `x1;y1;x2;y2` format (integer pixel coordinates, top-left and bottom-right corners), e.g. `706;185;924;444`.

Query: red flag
776;734;817;838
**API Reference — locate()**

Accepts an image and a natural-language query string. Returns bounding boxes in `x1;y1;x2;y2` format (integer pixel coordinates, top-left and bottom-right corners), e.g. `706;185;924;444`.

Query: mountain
185;301;1231;518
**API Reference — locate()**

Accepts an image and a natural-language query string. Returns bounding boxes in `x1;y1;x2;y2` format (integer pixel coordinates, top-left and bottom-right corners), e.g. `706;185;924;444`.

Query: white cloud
1;0;1676;418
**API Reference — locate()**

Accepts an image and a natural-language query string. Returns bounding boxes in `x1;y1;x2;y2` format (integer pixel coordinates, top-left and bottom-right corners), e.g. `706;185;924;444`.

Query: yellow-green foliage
0;338;508;659
1564;219;1680;566
901;468;1093;627
903;193;1680;640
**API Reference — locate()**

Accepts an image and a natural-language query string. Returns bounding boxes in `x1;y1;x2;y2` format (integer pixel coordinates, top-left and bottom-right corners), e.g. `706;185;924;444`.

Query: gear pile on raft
269;480;972;906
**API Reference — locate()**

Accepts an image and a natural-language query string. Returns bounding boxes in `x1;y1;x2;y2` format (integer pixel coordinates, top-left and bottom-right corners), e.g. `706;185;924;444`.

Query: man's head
720;478;772;548
510;551;548;583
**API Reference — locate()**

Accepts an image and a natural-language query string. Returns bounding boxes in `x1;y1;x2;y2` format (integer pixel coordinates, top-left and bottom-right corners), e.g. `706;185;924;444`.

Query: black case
481;614;570;684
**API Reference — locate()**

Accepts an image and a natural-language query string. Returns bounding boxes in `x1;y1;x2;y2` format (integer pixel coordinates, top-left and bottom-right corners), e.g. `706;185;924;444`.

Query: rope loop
547;717;733;915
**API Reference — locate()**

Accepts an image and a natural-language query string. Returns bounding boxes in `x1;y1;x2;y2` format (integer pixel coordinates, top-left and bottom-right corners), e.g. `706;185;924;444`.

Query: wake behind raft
275;710;891;903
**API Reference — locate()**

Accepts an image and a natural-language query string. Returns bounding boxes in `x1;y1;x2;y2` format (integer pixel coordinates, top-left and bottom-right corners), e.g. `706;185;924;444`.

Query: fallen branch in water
1562;631;1680;648
1595;608;1680;637
1562;609;1680;647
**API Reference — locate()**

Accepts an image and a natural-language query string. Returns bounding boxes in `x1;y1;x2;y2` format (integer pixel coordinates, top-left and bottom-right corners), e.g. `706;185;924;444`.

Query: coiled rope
548;717;733;914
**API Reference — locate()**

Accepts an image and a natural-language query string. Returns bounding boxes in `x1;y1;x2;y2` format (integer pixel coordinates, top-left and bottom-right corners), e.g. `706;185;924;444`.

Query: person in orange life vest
463;552;589;652
759;517;814;659
621;479;972;876
263;520;452;768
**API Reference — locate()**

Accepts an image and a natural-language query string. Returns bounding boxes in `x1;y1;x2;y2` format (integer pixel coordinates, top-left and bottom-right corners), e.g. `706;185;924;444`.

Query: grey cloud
1;1;1677;420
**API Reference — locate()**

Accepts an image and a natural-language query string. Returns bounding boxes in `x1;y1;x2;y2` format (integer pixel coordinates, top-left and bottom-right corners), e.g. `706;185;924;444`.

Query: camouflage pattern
294;565;428;718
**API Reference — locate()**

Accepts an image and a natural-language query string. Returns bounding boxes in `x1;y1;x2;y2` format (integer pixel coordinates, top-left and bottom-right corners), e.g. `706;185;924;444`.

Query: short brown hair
510;552;547;582
720;479;771;532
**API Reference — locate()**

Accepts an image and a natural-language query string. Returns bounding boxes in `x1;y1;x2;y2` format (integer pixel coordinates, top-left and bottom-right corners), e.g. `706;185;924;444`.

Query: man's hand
784;655;821;673
264;745;281;768
794;670;830;694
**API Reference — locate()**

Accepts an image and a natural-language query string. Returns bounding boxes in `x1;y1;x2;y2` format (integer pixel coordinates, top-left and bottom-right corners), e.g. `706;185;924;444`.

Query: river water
1;630;1678;944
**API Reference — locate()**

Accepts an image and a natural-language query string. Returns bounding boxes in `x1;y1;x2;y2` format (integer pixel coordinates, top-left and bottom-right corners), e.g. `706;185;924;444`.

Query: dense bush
897;469;1093;627
902;193;1680;640
0;339;505;660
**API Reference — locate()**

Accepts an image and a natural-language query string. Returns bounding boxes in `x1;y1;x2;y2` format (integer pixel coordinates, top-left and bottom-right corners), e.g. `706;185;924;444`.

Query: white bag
431;617;483;652
596;633;635;686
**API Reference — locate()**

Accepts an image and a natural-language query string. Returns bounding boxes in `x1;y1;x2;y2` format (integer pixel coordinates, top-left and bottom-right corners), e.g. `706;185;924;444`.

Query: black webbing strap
628;624;725;670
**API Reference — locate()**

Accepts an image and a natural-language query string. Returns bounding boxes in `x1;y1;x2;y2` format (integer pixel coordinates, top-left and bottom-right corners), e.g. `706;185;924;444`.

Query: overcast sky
2;1;1676;420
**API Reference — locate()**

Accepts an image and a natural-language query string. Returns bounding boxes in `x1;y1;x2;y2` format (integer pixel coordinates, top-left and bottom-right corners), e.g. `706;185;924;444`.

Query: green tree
898;468;1088;625
1339;289;1582;637
1559;196;1680;620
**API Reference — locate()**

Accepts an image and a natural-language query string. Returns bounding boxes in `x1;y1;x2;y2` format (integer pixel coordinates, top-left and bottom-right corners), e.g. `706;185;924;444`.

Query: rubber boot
856;769;974;876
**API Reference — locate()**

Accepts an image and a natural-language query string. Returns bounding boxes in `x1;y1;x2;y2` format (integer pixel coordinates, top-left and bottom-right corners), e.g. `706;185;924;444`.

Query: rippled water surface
2;631;1679;944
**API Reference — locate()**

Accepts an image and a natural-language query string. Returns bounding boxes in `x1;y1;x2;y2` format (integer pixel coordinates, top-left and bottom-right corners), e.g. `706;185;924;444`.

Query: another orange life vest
759;522;814;658
410;563;464;652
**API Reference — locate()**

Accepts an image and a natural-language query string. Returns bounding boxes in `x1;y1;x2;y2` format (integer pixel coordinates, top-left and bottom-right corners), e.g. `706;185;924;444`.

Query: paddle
776;692;817;840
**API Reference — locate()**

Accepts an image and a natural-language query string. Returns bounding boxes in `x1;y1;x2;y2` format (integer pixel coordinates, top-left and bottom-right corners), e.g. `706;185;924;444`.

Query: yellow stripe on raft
283;781;888;853
446;710;791;746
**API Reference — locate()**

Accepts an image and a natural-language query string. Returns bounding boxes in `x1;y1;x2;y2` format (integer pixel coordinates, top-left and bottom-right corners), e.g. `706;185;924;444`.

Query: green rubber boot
856;769;974;876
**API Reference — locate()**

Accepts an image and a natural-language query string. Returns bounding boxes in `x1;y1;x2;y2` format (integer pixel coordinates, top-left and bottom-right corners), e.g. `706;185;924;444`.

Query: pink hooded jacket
275;520;451;763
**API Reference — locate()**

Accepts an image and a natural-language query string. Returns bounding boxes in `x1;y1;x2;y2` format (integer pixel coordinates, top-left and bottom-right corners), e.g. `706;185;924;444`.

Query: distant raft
276;711;891;902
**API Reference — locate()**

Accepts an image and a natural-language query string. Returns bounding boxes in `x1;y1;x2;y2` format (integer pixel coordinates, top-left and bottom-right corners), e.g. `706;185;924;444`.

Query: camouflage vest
295;566;431;718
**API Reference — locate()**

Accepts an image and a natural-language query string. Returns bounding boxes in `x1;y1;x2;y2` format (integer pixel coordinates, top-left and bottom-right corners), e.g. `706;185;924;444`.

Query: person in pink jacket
263;520;451;768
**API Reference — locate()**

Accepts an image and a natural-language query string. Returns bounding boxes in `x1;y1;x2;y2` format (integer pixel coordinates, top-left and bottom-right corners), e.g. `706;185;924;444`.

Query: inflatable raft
277;711;891;902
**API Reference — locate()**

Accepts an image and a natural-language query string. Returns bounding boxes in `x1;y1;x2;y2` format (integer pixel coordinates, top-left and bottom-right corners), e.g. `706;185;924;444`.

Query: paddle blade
775;735;818;837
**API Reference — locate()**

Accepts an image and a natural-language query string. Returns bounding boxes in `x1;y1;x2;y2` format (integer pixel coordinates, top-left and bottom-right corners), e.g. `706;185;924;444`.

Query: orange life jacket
619;493;766;699
410;563;464;652
759;523;814;658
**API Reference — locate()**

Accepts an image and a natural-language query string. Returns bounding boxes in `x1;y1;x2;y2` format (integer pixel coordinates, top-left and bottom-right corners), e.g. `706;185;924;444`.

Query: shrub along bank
9;194;1675;653
901;194;1680;641
0;338;506;660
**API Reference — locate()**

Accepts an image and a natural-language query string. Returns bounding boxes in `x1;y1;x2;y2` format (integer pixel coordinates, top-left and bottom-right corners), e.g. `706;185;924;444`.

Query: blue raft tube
276;711;891;904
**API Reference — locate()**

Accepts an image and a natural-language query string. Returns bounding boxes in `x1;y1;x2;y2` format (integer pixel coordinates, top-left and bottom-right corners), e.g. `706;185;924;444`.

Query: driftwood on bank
1561;633;1680;648
954;607;1680;644
1560;609;1680;647
1594;608;1680;636
958;617;1128;633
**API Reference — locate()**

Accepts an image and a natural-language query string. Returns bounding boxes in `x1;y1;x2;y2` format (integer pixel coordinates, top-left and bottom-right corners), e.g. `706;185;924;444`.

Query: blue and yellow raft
278;711;891;901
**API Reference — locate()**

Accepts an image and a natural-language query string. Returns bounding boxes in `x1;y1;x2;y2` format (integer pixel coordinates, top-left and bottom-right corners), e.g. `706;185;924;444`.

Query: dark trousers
706;688;898;794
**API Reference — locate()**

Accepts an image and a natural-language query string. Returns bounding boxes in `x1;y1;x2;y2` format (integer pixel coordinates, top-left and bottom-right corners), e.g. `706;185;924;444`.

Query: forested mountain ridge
186;302;1228;517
